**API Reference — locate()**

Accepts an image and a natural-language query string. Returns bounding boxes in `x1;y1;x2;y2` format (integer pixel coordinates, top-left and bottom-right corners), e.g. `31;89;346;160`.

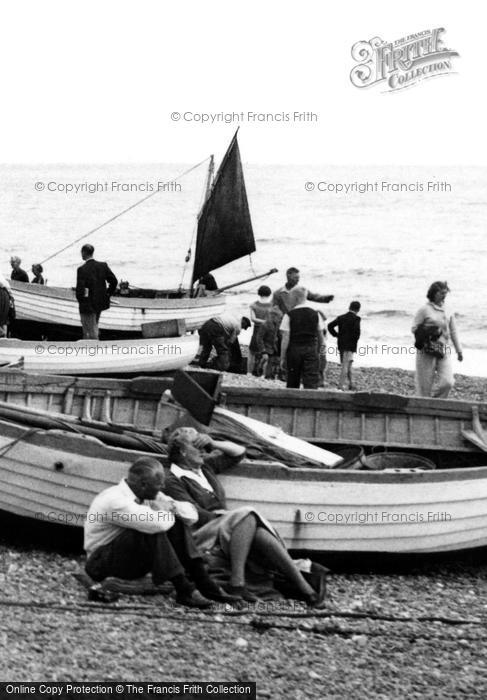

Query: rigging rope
39;157;210;266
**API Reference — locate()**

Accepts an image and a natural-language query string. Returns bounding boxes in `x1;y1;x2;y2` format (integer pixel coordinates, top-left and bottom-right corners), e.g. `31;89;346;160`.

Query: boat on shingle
1;369;487;553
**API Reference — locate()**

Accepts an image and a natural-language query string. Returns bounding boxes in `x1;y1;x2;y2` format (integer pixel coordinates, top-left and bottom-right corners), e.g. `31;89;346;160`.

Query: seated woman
164;427;326;607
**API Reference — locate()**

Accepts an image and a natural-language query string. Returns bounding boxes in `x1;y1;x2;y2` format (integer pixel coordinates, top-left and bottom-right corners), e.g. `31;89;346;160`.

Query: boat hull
10;281;226;336
1;419;487;553
0;371;482;458
0;336;198;376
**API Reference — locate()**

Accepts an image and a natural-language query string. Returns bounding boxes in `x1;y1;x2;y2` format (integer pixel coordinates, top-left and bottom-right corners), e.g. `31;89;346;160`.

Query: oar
0;400;164;453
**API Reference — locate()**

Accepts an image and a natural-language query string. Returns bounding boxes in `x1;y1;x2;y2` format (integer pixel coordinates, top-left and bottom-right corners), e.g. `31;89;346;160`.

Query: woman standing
412;281;463;398
0;273;14;337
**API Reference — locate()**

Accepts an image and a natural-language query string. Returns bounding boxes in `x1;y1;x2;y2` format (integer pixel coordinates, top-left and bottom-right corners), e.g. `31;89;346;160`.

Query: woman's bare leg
228;514;258;586
252;528;314;598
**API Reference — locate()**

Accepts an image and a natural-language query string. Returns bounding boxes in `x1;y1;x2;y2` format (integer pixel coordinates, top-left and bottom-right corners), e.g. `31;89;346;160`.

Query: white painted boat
0;335;198;376
11;281;226;336
220;463;487;553
1;415;487;553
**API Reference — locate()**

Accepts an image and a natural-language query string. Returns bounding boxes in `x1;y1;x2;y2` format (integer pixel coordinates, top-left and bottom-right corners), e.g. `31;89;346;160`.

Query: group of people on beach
198;266;362;392
1;248;464;399
198;271;464;400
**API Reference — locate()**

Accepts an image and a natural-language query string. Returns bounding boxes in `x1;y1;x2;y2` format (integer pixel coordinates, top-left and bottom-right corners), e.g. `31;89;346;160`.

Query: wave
367;309;410;318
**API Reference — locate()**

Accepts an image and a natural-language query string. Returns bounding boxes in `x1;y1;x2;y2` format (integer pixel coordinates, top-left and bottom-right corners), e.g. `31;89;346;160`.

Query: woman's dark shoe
303;565;327;609
197;579;242;603
223;584;259;603
176;589;212;609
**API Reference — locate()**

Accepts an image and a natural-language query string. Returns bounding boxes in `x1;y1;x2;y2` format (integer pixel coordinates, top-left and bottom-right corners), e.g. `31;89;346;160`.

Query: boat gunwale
10;281;226;309
1;416;487;484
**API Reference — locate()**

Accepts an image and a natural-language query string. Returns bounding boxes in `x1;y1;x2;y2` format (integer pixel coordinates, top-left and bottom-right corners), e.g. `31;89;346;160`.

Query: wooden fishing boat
0;336;198;376
10;281;226;338
0;369;485;460
11;132;265;341
1;411;487;553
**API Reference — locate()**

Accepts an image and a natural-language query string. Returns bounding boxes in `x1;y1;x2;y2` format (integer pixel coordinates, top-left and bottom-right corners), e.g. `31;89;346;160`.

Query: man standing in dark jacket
327;301;361;391
76;244;118;339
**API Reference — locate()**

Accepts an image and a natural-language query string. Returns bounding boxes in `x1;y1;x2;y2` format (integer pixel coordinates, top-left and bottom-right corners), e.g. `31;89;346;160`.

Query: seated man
84;456;237;607
163;428;327;607
198;313;251;371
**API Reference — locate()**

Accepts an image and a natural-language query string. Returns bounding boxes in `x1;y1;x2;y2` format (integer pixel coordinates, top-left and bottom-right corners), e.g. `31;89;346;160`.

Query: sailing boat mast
204;155;215;203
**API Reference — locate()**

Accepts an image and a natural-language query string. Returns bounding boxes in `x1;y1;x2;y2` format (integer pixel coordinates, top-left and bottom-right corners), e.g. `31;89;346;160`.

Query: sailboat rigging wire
39;157;210;266
178;172;209;290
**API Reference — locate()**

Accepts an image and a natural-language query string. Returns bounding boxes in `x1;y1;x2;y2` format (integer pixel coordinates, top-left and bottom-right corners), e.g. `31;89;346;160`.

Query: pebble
235;638;248;649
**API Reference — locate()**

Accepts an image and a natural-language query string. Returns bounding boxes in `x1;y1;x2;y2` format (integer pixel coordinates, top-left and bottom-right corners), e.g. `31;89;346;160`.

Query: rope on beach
0;599;487;628
39;157;210;265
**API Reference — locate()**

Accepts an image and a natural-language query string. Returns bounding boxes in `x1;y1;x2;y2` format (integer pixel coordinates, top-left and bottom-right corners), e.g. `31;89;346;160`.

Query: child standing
327;301;361;391
256;305;283;379
248;285;272;375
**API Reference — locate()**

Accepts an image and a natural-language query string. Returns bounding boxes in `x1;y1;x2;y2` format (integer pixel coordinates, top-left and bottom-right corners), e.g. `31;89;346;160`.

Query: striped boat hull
1;419;487;553
10;281;226;334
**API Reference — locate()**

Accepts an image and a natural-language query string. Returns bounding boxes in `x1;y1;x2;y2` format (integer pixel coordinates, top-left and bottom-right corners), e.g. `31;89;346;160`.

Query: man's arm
280;330;290;368
327;317;339;338
109;497;176;534
104;264;118;296
307;291;334;304
75;267;86;303
150;492;198;526
352;318;361;345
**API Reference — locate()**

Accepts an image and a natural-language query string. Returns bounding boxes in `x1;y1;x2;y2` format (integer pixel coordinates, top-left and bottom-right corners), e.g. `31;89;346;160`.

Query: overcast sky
0;1;483;165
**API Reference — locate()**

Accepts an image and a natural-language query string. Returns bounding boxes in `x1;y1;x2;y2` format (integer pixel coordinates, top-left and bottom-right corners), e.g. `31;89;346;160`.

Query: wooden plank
171;370;216;426
141;319;186;338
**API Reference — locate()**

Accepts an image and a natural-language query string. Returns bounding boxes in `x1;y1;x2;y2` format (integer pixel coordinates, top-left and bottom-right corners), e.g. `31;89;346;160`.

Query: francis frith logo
350;28;459;92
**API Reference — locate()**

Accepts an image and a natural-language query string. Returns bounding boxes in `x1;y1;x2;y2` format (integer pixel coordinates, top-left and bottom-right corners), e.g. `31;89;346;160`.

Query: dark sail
192;133;256;286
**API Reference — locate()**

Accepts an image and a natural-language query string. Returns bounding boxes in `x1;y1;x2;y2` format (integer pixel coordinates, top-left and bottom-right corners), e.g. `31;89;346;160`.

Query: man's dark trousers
286;343;320;389
85;519;202;585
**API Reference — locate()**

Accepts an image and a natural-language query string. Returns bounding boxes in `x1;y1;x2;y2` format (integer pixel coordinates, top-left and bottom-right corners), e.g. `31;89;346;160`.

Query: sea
1;163;485;376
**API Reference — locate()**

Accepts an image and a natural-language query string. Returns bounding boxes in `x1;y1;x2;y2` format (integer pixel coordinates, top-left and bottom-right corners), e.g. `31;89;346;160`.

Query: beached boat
1;409;487;553
0;336;198;376
0;369;485;460
11;282;226;338
11;132;261;340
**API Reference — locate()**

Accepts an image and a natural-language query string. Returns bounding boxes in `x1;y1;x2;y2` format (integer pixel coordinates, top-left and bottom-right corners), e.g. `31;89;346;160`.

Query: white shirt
84;478;198;556
170;463;214;493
